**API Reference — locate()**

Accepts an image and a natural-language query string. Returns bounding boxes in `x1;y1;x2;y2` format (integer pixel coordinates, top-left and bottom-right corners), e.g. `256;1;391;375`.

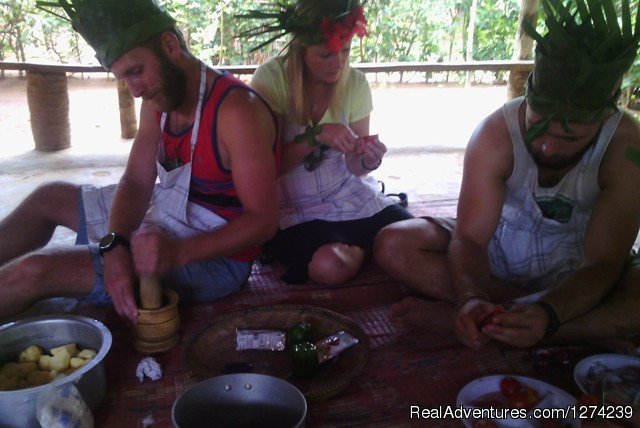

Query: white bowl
456;375;577;428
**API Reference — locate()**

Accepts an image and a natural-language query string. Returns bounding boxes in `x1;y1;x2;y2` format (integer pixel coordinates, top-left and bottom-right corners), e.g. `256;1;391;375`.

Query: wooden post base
26;71;71;151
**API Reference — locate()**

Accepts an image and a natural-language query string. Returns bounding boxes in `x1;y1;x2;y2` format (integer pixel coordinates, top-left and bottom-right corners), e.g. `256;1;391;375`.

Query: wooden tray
185;304;369;402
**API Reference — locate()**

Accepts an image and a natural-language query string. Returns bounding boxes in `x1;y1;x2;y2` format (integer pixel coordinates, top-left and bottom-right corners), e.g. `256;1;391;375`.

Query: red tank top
158;73;281;261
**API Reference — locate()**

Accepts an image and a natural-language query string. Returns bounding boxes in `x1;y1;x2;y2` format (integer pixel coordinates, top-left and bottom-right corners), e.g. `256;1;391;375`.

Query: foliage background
0;0;520;66
1;0;639;102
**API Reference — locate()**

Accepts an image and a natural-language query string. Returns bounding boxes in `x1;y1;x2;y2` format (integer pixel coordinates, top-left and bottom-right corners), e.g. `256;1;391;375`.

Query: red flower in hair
346;6;368;38
319;6;368;52
320;17;345;52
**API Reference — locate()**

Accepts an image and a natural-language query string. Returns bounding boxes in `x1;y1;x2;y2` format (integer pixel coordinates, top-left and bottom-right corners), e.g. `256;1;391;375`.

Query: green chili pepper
291;342;319;378
287;322;313;347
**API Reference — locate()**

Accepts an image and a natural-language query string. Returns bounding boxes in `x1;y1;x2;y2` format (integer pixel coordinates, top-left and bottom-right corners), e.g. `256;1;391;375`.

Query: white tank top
487;97;622;289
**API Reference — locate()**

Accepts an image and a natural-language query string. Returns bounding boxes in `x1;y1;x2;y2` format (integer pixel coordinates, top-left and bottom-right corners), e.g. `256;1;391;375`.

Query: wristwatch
98;232;130;256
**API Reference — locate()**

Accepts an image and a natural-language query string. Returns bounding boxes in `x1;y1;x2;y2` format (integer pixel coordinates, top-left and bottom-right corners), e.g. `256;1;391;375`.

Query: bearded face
154;48;187;112
524;106;602;171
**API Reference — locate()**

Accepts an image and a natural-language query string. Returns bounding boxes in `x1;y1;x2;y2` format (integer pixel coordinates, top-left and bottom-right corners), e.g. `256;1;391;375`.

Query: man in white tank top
375;0;640;352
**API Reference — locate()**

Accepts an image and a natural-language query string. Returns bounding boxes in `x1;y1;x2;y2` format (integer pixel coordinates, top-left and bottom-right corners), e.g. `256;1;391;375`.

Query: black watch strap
98;232;130;256
535;301;561;338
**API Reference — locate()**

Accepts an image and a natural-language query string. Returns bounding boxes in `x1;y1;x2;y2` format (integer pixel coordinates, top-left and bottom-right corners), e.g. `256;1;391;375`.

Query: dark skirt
263;204;413;283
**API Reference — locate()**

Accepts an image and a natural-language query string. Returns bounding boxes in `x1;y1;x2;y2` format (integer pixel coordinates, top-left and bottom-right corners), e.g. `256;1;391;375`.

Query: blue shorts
75;188;252;305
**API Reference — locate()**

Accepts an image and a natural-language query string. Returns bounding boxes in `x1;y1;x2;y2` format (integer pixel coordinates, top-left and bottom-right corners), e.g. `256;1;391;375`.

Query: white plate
574;353;640;395
456;375;577;428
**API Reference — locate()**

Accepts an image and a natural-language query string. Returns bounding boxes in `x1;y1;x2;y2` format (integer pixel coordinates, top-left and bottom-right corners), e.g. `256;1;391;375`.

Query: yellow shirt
250;56;373;125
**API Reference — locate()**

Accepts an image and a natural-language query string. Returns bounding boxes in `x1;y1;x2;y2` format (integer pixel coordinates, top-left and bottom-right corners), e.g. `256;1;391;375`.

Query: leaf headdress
36;0;176;69
523;0;640;143
236;0;368;53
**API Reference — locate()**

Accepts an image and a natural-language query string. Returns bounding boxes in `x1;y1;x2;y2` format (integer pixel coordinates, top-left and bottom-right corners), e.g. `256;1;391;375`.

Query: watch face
99;233;116;252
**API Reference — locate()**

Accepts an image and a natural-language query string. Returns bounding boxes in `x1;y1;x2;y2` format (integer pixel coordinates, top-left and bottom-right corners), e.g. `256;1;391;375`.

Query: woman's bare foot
389;297;455;333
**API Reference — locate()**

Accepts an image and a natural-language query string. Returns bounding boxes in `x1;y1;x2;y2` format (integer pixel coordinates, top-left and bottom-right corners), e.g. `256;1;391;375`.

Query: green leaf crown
236;0;367;53
523;0;640;142
36;0;175;69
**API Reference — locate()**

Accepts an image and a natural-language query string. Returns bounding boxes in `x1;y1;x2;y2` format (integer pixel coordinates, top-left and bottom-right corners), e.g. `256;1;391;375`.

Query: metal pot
0;315;112;428
172;373;307;428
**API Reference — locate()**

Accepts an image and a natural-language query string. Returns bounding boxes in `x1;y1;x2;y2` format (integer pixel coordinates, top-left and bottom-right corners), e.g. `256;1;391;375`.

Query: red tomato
478;306;506;329
577;393;599;407
523;387;540;408
508;387;540;410
499;376;523;397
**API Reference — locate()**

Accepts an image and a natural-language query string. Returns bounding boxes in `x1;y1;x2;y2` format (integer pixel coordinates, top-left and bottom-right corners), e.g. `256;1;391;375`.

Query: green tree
0;0;539;86
474;0;519;60
1;0;32;66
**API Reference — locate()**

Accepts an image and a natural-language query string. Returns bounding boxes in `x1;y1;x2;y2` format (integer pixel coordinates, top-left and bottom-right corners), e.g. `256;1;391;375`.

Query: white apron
143;62;228;237
487;97;621;289
82;63;227;241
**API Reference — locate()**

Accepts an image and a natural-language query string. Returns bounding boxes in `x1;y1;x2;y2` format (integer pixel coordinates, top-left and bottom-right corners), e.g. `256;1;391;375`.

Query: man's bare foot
389;297;454;333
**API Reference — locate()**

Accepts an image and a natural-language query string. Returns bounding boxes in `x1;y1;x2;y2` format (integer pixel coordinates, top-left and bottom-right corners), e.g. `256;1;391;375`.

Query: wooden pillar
507;0;539;100
117;79;137;139
26;71;71;151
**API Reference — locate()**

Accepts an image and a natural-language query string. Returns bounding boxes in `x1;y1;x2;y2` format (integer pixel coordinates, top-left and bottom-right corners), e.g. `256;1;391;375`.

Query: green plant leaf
602;0;621;38
621;0;632;41
575;0;590;24
586;0;607;35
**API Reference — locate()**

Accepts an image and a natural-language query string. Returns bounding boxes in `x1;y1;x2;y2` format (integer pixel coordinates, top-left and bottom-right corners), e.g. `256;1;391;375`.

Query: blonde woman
244;0;413;285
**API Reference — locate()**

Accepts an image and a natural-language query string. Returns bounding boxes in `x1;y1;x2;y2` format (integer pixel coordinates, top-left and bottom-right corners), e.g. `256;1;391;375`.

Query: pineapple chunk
26;370;50;386
50;343;77;357
19;345;43;363
0;374;17;391
77;349;97;360
16;362;37;378
39;355;53;371
50;370;66;380
69;357;87;369
0;361;37;379
0;343;97;390
0;362;18;377
49;348;71;372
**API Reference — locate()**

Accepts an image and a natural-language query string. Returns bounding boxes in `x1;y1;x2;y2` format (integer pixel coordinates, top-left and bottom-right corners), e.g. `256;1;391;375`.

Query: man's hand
454;298;496;349
481;303;547;348
132;229;177;277
315;123;358;153
103;246;138;324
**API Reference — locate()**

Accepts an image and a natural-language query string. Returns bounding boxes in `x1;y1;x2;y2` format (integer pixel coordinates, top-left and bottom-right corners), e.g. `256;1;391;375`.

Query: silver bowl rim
0;314;112;395
171;373;308;427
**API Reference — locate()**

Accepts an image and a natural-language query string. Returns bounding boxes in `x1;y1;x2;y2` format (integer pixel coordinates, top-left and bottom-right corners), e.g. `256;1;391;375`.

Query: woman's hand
315;123;358;153
358;135;387;169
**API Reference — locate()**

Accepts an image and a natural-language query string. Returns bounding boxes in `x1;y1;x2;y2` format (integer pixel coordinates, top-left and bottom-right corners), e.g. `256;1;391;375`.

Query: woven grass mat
77;198;600;427
186;304;369;403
